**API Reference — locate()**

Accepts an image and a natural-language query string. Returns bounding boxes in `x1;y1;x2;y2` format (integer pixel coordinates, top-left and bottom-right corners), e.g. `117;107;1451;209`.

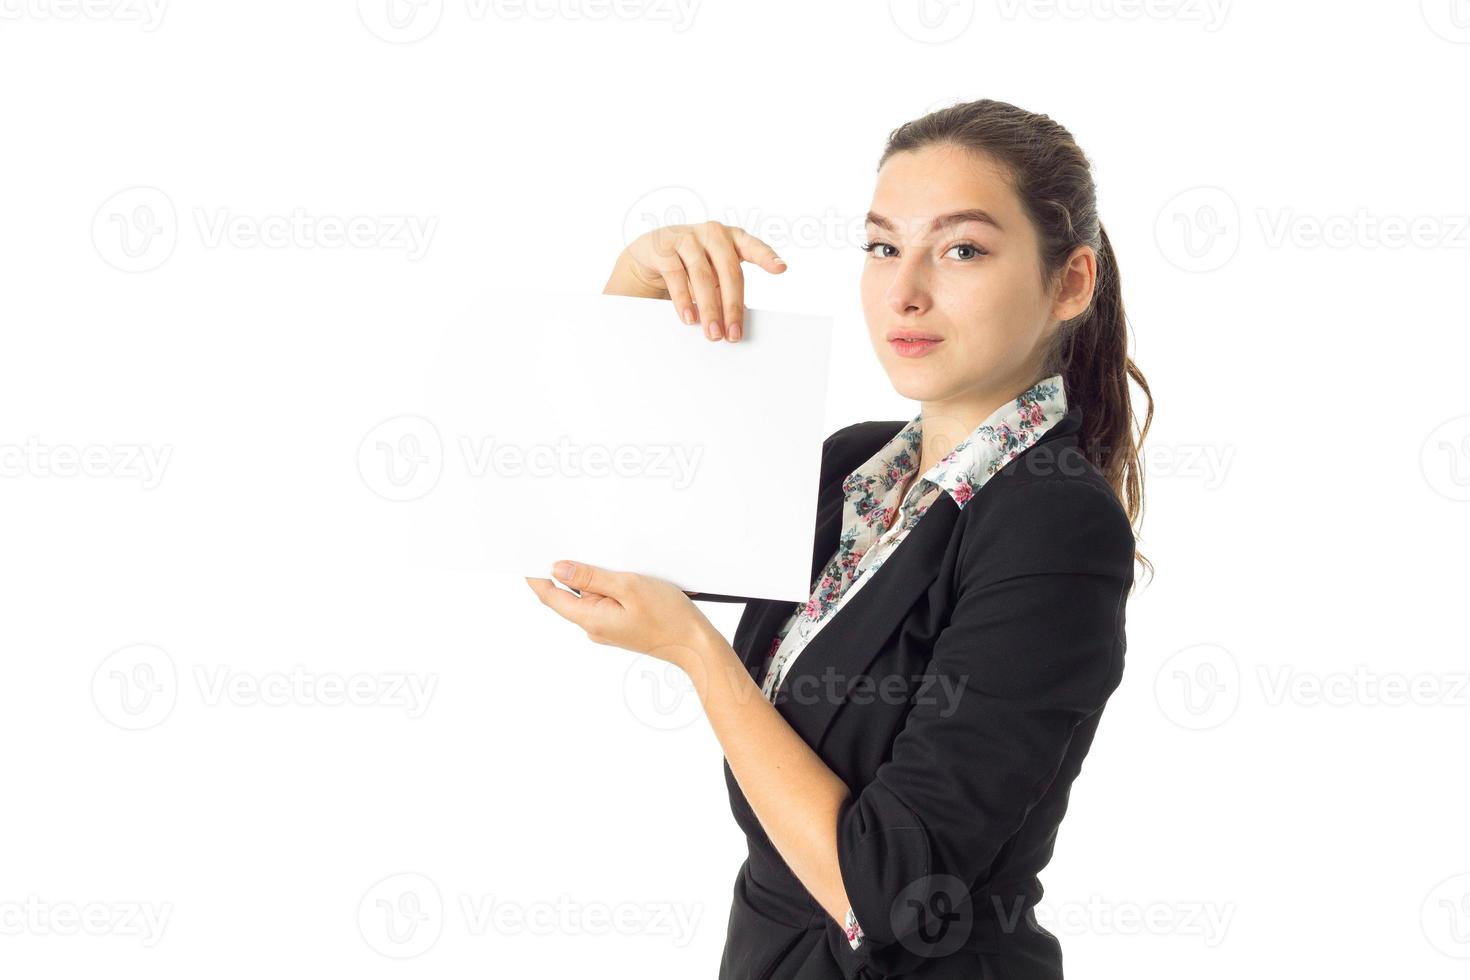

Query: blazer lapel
773;490;959;750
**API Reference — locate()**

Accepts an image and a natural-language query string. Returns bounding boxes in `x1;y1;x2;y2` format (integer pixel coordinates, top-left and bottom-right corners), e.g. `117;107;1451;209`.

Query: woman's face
860;143;1090;430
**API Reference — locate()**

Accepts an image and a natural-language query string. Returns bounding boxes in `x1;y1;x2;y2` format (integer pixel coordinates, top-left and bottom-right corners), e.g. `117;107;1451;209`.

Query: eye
945;241;989;260
860;240;989;260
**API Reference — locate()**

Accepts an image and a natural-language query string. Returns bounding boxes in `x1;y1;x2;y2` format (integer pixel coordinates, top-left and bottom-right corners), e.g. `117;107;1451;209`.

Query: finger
639;243;696;328
731;226;787;276
649;252;697;328
677;233;723;340
706;232;747;343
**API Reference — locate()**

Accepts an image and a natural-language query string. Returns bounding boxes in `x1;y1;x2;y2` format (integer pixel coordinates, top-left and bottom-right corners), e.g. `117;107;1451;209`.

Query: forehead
867;144;1020;234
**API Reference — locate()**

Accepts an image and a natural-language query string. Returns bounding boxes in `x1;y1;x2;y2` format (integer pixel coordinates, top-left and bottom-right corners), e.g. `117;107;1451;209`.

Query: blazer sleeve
832;478;1135;961
688;591;756;604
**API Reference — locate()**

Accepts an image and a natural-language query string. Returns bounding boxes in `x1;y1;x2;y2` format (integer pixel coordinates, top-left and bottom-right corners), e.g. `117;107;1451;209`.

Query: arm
670;427;872;926
682;624;856;929
832;479;1135;960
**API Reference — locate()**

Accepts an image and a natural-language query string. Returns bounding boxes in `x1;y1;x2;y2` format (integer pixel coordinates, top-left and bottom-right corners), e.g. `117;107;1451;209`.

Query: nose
883;255;931;317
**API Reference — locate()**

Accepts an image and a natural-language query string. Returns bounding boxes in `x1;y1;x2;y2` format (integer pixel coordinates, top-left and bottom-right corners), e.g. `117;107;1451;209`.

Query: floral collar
841;373;1069;526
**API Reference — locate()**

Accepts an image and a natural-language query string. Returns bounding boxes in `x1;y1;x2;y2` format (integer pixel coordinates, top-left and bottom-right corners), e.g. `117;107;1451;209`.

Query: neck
918;382;1033;476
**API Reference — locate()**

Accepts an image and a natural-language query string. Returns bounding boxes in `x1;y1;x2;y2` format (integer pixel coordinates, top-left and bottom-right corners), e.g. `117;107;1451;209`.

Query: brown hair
878;98;1153;583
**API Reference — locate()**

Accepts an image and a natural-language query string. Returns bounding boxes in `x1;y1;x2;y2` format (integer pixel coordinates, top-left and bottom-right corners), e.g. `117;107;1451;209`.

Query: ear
1051;244;1097;324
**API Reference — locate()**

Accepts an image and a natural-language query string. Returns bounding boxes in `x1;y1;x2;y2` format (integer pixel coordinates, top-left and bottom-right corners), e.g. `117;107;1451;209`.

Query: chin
883;366;949;403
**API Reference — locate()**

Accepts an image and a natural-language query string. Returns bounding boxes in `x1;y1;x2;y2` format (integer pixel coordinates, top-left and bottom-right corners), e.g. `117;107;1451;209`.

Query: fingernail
773;256;786;266
706;321;720;339
553;561;574;579
682;307;694;325
727;322;741;341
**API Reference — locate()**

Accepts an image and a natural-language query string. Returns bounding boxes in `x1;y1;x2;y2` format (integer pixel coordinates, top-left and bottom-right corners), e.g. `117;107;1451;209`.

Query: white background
3;1;1469;977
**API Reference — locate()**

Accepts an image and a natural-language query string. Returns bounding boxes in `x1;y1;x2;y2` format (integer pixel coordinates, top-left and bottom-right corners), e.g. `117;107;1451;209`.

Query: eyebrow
865;208;1005;235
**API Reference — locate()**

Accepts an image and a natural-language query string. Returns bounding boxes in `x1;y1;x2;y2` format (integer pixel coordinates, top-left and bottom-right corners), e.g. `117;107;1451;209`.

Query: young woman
526;98;1152;980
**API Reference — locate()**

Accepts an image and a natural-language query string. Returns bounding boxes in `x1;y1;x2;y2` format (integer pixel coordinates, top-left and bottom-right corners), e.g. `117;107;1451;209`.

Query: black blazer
696;400;1135;980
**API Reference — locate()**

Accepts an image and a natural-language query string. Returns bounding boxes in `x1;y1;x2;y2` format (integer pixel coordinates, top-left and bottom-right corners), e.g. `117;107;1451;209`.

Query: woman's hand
524;560;716;669
615;221;787;343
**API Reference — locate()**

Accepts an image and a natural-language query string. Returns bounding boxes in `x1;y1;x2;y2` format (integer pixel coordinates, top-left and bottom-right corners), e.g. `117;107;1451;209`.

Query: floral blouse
757;373;1070;950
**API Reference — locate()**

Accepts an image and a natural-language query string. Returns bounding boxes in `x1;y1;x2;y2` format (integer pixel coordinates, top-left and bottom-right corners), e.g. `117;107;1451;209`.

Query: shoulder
821;418;1136;581
822;420;905;455
959;447;1136;585
819;420;905;486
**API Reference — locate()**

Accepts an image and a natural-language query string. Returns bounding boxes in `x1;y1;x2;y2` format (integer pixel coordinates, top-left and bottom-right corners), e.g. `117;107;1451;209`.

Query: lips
888;336;942;358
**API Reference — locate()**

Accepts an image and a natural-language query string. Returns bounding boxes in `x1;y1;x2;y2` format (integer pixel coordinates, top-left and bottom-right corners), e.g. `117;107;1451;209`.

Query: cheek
946;263;1041;334
859;261;880;301
938;278;1042;363
859;265;885;329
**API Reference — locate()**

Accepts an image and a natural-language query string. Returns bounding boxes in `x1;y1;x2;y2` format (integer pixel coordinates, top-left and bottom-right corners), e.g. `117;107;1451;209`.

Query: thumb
552;560;616;596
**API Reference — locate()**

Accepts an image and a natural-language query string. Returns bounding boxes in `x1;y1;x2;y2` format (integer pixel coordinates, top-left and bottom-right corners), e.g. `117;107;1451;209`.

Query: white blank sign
422;289;834;602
